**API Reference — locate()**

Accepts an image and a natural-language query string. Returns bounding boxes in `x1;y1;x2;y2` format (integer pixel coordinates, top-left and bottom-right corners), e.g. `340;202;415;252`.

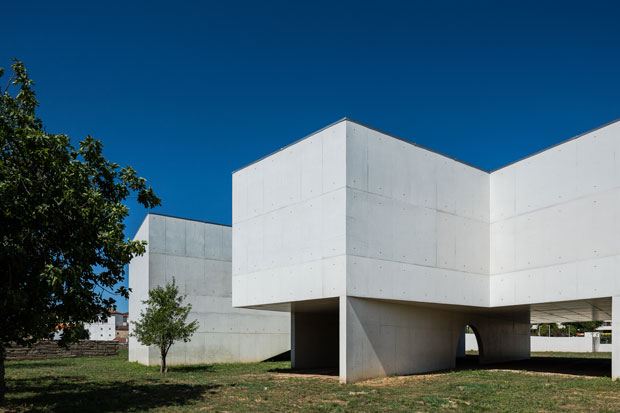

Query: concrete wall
345;121;490;308
490;121;620;306
465;332;479;352
233;119;492;310
232;122;347;308
232;117;620;311
467;333;606;353
129;214;290;366
85;317;116;341
129;216;150;364
531;334;598;352
340;297;530;382
232;117;620;382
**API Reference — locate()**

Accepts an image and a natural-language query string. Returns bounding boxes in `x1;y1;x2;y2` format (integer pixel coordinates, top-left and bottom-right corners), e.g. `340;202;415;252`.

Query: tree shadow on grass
5;360;73;369
268;367;339;377
166;364;216;373
454;354;611;378
6;375;221;412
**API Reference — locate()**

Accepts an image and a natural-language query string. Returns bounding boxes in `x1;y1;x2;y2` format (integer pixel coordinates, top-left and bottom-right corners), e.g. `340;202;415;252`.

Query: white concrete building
54;316;116;341
85;317;116;341
129;213;289;366
232;117;620;382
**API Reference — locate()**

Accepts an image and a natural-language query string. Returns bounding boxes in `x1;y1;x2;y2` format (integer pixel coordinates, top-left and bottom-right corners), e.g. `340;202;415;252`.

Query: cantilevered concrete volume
232;117;620;382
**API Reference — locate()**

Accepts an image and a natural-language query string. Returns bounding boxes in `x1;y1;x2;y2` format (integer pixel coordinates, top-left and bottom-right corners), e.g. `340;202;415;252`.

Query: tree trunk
160;348;166;375
0;345;5;405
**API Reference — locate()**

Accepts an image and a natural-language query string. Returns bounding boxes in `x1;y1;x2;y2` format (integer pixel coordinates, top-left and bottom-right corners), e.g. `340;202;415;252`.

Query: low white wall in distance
465;333;479;351
466;333;605;353
531;335;594;352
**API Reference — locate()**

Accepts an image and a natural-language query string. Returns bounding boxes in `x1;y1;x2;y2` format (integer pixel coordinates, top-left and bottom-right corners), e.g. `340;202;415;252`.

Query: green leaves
0;60;161;350
132;278;199;372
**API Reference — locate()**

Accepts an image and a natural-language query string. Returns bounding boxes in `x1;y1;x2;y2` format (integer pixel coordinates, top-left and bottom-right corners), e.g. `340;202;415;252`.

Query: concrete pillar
456;328;466;358
339;296;348;382
340;296;458;383
291;311;338;369
475;311;531;365
339;296;531;383
613;297;620;380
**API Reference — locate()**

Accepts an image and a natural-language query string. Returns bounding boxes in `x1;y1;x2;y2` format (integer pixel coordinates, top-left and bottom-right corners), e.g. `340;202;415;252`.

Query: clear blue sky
3;1;620;312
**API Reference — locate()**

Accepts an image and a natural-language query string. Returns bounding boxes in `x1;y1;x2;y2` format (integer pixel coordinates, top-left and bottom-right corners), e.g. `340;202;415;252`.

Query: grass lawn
3;349;620;412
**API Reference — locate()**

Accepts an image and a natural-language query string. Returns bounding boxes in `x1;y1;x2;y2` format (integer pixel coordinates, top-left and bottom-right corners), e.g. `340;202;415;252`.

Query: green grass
3;349;620;412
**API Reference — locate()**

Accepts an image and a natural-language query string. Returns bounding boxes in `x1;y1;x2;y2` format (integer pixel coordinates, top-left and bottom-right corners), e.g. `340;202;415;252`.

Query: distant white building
128;214;290;366
54;316;116;341
85;317;116;341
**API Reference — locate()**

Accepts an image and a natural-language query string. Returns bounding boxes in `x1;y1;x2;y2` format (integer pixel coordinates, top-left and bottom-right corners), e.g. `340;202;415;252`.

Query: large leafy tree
0;60;160;402
132;278;199;374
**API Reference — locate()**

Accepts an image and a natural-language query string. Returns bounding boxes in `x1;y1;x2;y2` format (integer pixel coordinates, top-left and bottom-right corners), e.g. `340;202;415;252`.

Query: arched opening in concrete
456;324;483;369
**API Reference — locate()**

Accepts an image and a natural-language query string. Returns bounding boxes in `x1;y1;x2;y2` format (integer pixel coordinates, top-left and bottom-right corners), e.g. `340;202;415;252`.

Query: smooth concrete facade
232;118;620;382
129;213;289;366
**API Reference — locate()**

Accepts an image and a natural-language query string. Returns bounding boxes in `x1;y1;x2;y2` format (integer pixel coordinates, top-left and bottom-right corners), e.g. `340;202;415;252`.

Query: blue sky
3;1;620;312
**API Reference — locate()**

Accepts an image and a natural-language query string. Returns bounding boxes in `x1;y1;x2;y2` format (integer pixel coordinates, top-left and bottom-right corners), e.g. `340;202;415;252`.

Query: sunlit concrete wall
232;119;529;382
129;214;289;366
232;119;492;309
490;121;620;306
345;121;490;307
232;122;348;308
232;117;620;382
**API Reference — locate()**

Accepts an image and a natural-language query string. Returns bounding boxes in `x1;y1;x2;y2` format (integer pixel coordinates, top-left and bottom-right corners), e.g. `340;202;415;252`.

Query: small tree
132;278;199;374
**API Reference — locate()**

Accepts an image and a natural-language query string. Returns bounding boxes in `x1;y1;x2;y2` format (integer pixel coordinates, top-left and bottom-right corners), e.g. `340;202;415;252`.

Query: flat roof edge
232;117;488;174
232;116;620;177
490;117;620;173
147;212;231;227
232;117;349;174
131;212;231;240
344;117;488;173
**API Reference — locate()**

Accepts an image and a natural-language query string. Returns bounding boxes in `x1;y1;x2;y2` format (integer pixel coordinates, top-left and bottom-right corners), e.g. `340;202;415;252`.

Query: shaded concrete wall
340;297;530;383
490;121;620;306
129;214;290;366
128;217;150;364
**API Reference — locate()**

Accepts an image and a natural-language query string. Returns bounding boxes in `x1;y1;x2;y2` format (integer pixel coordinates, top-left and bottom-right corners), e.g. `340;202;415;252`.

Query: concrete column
339;295;348;382
456;328;466;358
474;310;530;365
339;296;531;383
340;296;458;383
613;297;620;380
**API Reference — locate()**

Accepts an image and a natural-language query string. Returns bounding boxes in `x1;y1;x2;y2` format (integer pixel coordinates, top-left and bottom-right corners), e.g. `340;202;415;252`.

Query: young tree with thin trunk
132;278;199;374
0;60;160;404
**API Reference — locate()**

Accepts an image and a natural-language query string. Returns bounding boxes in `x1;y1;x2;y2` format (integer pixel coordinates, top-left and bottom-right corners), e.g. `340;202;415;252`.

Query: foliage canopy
0;59;160;348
